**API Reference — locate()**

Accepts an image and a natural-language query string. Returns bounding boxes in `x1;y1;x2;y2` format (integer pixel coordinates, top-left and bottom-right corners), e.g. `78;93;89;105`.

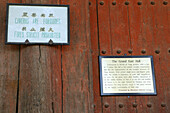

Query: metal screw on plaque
133;103;137;108
147;103;152;108
100;1;104;5
49;39;53;45
151;1;155;5
125;1;129;5
128;49;133;54
155;50;160;54
119;104;123;108
112;1;116;5
25;39;29;45
141;49;146;54
104;103;109;108
163;1;168;5
102;50;106;54
161;103;166;107
137;1;142;5
117;50;121;54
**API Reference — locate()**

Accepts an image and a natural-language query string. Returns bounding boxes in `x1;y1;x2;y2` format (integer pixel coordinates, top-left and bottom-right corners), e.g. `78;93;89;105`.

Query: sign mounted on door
6;3;70;45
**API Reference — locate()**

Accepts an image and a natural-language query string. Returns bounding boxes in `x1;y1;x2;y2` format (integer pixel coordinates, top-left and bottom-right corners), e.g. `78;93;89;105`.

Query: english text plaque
99;56;157;96
6;3;69;45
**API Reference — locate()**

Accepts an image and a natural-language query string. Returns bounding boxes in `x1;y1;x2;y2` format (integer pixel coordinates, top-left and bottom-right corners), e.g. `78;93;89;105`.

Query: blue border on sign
99;56;157;96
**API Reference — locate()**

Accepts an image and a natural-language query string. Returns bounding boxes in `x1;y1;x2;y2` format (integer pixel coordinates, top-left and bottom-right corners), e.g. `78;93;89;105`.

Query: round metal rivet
163;1;168;5
147;104;152;108
119;104;123;108
105;103;109;108
128;49;133;54
117;50;121;54
161;103;166;107
112;1;116;5
141;49;146;54
93;104;96;108
102;50;106;54
151;1;155;5
155;50;160;54
100;1;104;5
137;1;142;5
125;1;129;5
133;103;137;108
89;2;91;6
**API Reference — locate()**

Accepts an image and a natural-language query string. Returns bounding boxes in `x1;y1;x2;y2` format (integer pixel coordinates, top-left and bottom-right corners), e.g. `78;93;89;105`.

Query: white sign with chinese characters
6;4;69;44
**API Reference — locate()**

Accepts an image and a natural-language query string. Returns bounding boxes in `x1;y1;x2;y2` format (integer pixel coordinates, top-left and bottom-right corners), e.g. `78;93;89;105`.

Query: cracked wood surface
0;0;169;113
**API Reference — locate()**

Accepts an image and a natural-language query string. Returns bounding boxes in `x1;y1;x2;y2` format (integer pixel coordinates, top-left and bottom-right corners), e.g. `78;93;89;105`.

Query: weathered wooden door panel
61;0;94;113
0;0;169;113
90;0;169;113
0;0;20;113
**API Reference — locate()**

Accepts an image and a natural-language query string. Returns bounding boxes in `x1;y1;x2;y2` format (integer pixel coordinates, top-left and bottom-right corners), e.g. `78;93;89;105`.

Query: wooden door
0;0;169;113
89;0;169;113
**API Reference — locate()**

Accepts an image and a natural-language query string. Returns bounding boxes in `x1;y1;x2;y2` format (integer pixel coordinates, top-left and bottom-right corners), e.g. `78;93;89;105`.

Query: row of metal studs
89;1;168;5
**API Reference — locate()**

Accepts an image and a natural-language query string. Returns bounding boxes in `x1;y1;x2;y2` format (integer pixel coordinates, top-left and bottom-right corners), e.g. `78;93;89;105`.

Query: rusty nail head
100;1;104;5
49;39;53;45
155;50;160;54
93;104;96;108
102;50;106;54
117;50;121;54
25;39;29;45
128;49;133;54
119;104;123;108
141;49;146;54
133;103;137;108
163;1;168;5
112;1;116;5
161;103;166;107
151;1;155;5
125;1;129;5
105;103;109;108
137;1;142;5
89;2;91;6
147;104;152;108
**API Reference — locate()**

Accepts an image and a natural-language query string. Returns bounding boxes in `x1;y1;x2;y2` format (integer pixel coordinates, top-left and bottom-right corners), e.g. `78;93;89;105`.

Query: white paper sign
6;4;69;45
99;56;157;95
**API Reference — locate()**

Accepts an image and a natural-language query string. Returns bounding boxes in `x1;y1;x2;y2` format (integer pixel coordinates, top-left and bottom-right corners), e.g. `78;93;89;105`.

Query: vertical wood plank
18;0;62;113
149;0;170;113
97;0;114;113
61;0;94;113
0;0;20;113
110;0;135;113
89;0;102;113
129;0;170;113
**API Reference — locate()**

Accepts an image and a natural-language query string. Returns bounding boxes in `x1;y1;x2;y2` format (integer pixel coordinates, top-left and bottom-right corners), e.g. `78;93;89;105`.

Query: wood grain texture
89;0;102;113
61;0;94;113
18;0;62;113
0;0;169;113
129;0;170;113
0;0;20;113
97;0;115;113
